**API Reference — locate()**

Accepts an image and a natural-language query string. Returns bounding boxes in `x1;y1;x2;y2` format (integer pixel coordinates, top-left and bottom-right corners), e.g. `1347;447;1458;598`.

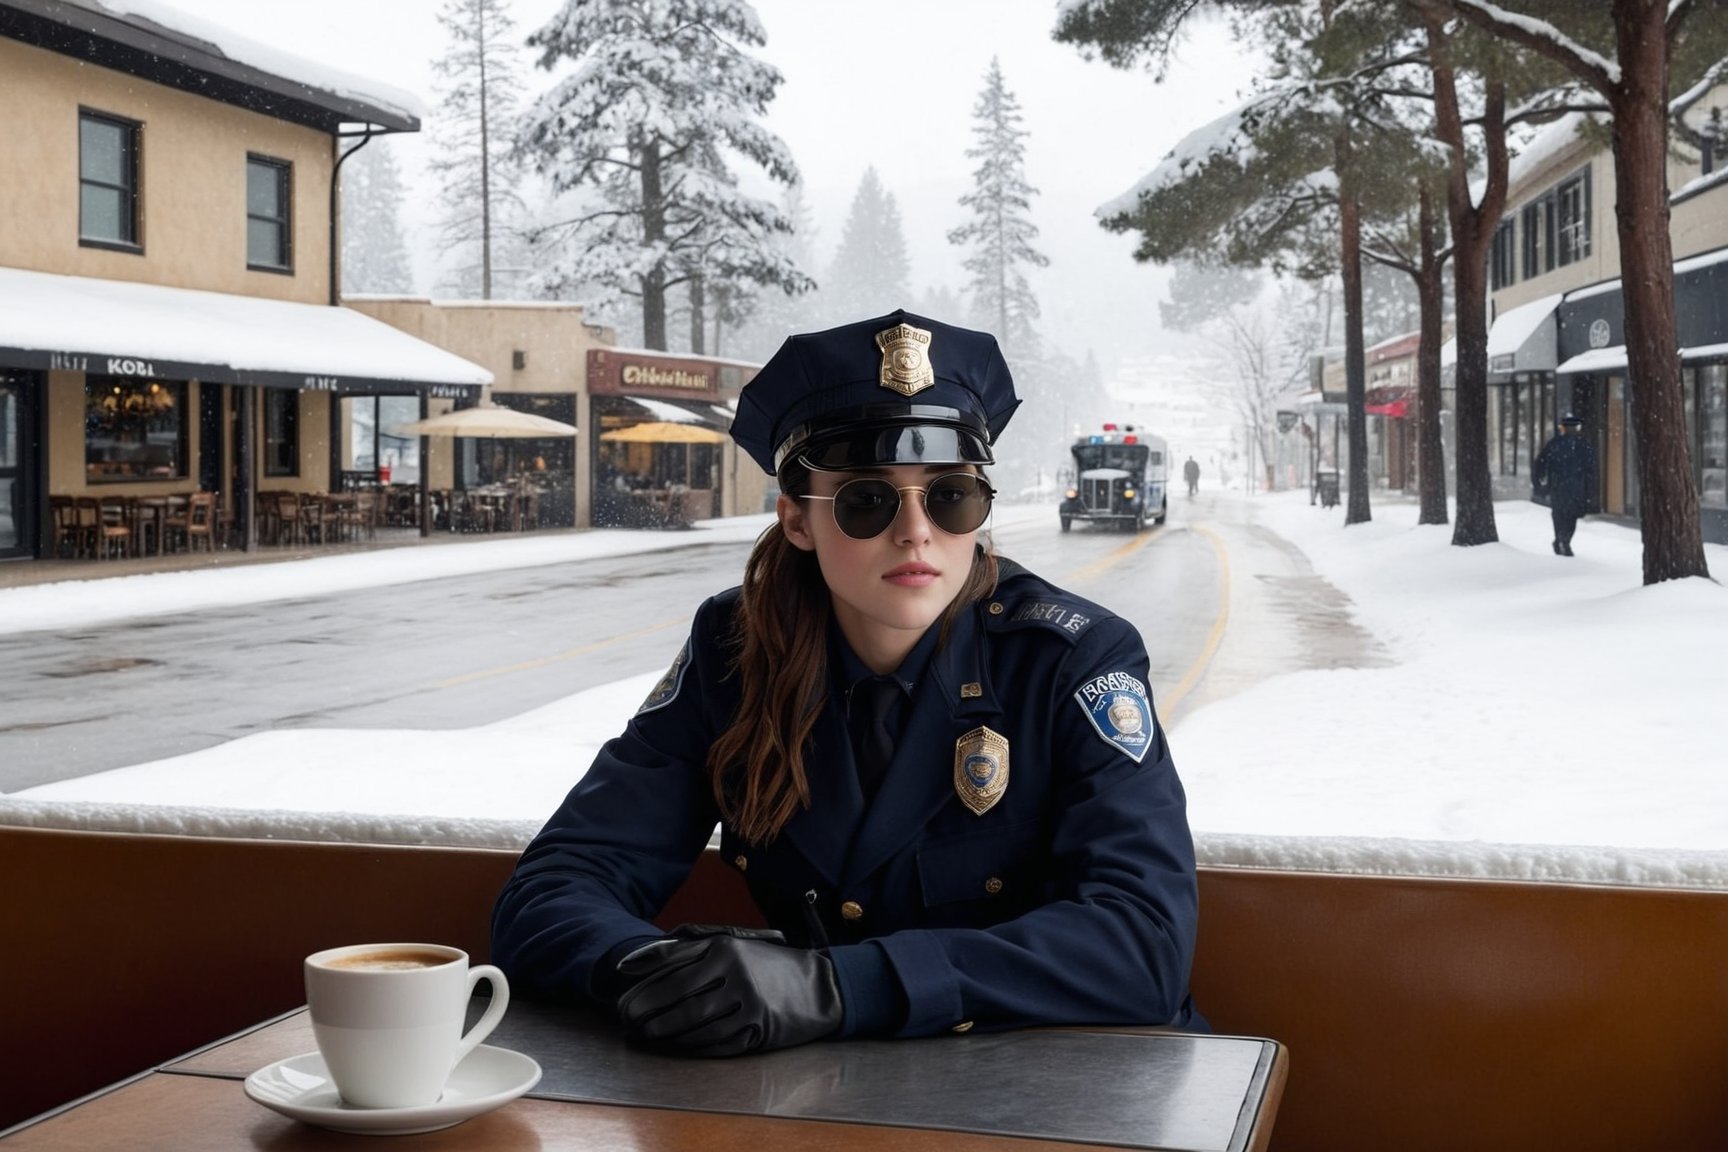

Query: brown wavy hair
707;459;1000;845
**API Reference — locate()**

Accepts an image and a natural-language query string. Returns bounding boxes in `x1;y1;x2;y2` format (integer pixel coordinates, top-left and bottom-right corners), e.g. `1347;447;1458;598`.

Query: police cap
1559;413;1584;427
730;309;1021;476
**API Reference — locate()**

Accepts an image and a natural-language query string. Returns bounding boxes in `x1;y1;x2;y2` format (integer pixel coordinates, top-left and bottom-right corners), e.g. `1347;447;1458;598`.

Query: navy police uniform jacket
491;559;1202;1036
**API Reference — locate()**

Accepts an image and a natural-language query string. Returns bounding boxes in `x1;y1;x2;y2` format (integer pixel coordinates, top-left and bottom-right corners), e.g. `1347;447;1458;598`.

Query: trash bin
1316;470;1340;508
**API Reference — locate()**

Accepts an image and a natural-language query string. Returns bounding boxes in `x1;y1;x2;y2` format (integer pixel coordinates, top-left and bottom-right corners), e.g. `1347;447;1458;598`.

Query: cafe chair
164;492;217;553
94;496;134;560
50;496;90;558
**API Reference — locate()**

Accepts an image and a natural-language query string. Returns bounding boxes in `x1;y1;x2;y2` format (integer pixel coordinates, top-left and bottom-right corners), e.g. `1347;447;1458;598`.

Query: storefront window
1702;363;1727;509
263;389;298;477
84;376;186;482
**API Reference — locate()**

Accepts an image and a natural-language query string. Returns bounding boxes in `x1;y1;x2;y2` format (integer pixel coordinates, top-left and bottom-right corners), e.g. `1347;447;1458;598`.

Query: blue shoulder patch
637;638;691;715
1073;670;1156;763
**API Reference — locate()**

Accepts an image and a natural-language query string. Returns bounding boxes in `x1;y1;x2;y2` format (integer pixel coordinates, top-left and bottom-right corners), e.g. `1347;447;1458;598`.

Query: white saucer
244;1045;543;1135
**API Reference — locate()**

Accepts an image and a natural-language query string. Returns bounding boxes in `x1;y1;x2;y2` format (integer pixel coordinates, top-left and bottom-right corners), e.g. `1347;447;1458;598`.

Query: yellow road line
1061;525;1160;584
1160;524;1231;726
433;617;687;689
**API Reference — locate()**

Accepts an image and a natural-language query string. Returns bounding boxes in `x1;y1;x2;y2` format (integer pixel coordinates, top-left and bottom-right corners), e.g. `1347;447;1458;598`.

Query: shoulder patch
1073;670;1156;763
637;638;692;715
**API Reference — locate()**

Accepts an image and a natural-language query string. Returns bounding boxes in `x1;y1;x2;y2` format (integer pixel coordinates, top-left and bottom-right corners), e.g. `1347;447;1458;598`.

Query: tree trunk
689;271;707;356
639;141;668;351
1415;185;1449;524
1611;0;1709;582
478;9;492;302
1337;140;1371;525
1421;11;1505;546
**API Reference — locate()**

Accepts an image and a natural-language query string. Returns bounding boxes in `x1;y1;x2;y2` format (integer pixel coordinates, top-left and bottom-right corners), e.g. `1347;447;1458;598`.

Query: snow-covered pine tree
521;0;803;351
948;58;1048;355
340;140;414;295
428;0;530;300
725;181;822;362
824;166;912;323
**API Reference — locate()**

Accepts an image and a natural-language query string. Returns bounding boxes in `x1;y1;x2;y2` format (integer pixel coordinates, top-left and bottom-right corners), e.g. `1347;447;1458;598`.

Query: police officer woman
492;310;1203;1056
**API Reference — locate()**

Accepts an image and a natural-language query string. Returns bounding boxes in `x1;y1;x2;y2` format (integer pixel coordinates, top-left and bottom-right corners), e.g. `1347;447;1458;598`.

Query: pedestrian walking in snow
1532;413;1596;557
1183;456;1200;498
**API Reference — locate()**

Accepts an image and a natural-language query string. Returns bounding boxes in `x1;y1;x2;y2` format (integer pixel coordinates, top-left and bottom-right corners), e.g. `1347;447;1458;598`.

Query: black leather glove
615;928;843;1057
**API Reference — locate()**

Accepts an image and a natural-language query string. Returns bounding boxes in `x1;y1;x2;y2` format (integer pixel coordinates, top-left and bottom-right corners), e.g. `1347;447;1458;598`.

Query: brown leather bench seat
5;824;1726;1151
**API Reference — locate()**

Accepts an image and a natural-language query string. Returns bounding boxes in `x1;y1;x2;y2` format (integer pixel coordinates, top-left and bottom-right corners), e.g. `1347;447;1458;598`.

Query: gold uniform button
983;876;1004;895
952;1020;974;1033
987;601;1004;615
733;855;748;872
840;900;864;921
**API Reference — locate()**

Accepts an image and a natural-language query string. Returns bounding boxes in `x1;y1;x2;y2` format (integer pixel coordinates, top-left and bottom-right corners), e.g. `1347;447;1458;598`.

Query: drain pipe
330;126;378;306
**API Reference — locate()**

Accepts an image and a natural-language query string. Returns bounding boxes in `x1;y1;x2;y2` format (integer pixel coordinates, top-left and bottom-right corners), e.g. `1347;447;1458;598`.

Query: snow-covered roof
5;0;425;130
1487;293;1563;376
1557;346;1626;375
0;265;491;395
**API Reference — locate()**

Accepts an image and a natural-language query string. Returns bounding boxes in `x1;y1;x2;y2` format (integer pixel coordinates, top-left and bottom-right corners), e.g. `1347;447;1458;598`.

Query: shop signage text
621;364;712;391
49;352;164;376
302;376;340;391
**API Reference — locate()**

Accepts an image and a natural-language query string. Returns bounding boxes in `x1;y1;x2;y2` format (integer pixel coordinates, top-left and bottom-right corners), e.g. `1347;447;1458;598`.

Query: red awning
1365;399;1409;418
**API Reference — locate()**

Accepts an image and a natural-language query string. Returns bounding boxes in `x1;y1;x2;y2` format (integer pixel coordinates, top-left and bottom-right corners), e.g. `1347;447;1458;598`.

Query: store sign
1589;318;1612;349
1491;354;1515;373
302;375;340;391
588;348;721;399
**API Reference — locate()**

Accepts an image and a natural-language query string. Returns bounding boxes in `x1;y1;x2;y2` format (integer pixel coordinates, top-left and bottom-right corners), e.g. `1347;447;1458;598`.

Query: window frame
1555;168;1592;267
78;108;142;253
245;154;294;273
1521;194;1555;280
262;388;300;477
1490;218;1517;290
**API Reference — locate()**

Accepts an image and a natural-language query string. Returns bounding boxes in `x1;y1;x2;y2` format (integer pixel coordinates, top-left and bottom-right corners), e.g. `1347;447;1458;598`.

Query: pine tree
521;0;803;350
340;140;414;295
727;181;822;362
824;167;912;322
948;58;1048;355
428;0;529;300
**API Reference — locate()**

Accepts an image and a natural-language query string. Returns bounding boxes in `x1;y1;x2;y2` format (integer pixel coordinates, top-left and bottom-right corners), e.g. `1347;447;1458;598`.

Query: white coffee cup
304;942;509;1109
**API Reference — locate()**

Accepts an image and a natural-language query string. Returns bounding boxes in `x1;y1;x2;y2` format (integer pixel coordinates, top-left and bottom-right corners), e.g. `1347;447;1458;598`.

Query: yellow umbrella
600;421;727;444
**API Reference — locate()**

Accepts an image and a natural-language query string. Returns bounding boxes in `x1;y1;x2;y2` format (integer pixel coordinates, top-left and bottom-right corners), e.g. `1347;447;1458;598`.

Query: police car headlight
1064;488;1078;500
1123;487;1137;500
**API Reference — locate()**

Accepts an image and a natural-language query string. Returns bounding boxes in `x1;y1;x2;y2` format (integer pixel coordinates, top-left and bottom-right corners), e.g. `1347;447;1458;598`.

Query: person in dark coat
492;309;1203;1057
1183;456;1200;497
1532;413;1597;556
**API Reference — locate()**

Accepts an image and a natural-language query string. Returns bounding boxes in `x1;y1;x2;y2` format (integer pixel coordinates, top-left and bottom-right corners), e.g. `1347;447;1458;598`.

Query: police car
1058;423;1168;533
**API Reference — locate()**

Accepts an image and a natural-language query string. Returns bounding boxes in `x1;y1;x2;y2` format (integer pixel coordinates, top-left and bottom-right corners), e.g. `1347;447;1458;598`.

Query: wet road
0;495;1384;791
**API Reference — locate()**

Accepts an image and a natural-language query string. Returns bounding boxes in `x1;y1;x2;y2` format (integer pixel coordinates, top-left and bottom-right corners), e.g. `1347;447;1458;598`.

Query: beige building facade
0;0;490;562
1485;105;1728;538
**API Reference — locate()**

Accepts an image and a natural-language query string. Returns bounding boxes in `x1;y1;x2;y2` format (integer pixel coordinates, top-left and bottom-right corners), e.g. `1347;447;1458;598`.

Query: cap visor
796;424;993;471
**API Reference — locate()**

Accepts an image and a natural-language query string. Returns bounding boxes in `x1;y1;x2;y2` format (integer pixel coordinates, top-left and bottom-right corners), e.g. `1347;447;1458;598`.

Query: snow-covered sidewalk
6;495;1727;889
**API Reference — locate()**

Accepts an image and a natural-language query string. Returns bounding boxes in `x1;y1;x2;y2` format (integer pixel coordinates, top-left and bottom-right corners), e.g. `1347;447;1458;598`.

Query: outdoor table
0;998;1285;1151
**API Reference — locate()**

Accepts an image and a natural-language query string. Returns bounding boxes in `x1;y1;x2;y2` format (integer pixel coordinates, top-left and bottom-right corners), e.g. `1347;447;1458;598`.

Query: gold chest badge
954;725;1009;815
875;323;935;396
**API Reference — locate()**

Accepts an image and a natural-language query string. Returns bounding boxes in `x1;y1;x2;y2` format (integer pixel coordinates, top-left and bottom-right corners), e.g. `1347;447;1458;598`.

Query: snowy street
6;494;1726;890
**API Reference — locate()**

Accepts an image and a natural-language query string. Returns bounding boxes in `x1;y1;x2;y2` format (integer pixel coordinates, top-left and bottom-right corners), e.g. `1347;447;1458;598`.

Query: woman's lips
884;563;939;587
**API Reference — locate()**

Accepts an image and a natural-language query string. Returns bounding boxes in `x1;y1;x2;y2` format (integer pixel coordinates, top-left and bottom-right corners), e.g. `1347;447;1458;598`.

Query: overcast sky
152;0;1256;375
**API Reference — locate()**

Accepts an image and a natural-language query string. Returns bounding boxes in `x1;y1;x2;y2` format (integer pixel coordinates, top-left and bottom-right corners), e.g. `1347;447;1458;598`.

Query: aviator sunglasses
801;470;995;539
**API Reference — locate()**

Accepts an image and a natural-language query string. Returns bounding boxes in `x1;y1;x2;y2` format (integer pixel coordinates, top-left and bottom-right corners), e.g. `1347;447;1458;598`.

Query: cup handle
455;964;510;1067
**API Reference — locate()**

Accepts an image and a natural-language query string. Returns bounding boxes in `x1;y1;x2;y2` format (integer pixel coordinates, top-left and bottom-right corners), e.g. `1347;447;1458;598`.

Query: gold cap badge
875;323;935;396
954;725;1009;816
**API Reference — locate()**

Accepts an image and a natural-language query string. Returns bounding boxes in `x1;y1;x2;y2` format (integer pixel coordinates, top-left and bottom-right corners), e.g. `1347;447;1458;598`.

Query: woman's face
779;463;985;672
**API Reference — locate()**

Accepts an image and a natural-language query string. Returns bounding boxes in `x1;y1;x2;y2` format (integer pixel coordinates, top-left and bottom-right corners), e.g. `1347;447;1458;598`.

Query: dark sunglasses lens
833;479;901;538
925;474;992;534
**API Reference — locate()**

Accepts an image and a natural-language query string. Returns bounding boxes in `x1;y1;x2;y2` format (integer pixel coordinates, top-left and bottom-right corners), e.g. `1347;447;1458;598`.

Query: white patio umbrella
392;402;577;438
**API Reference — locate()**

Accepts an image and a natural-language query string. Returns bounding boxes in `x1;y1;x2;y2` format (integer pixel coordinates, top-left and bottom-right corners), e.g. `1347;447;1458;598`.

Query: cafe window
263;389;299;477
246;156;292;271
85;376;187;483
79;110;140;249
